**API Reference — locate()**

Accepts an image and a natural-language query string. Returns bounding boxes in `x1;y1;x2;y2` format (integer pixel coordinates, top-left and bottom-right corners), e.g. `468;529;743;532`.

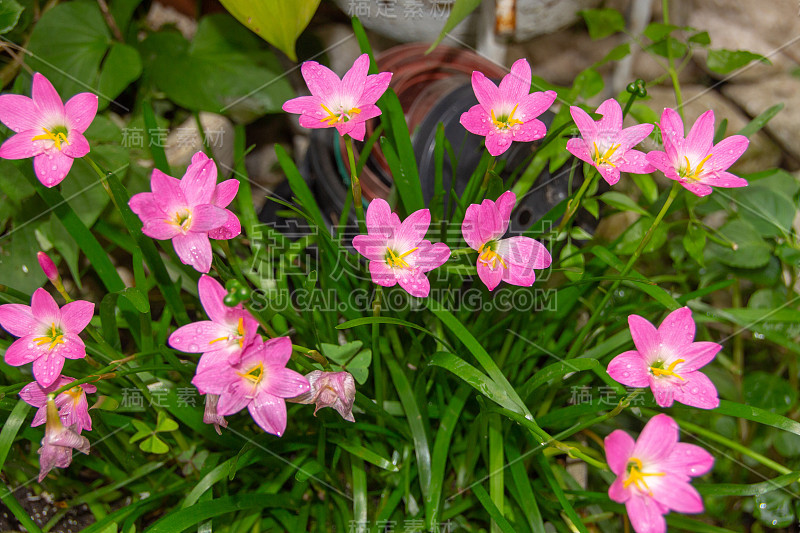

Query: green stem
566;182;681;358
556;162;594;234
621;89;639;119
344;135;366;233
372;287;384;419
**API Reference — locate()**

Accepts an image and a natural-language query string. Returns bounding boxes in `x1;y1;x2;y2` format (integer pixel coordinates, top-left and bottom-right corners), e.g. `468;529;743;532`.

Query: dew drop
188;343;199;351
690;387;699;394
51;165;57;171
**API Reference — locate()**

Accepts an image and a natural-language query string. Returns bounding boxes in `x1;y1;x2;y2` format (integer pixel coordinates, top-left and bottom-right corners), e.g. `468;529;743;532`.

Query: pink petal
129;192;163;221
32;73;65;119
359;71;392;105
679;180;713;197
477;261;503;291
516;91;556;122
476;199;504;243
644;151;672;175
569;105;598;142
169;321;229;353
395;268;431;297
341;54;369;103
393;208;430;250
484;129;513;156
701;171;748;189
4;337;40;366
368;260;397;287
608;476;631;503
33;151;74;187
198;275;230;323
20;381;51;408
707;135;748;172
151;169;186;213
626;494;667;533
596;98;622;132
684;110;715;159
0;130;43;159
213;179;239;209
616;149;654;175
0;94;38;131
498;58;531;100
33;355;66;387
415;241;451;272
618;123;654;151
216;379;253;416
365;198;396;238
605;429;636;475
502;262;536;287
249;391;287;436
649;375;676;408
461;203;483;250
471;71;500;110
282;95;320;114
628;314;660;360
300;61;341;99
460;105;491;136
658;307;695;349
354;234;390;262
510;119;547;143
633;413;679;463
607;350;650;387
208;210;241;240
298;113;332;130
0;303;37;336
496;236;551;269
181;157;217;206
172;232;213;273
566;138;593;165
658;108;685;144
60;300;94;333
679;342;721;372
262;336;292;366
31;407;47;427
495;191;516;224
64;92;98;134
596;165;621;186
263;366;310;398
59;333;87;359
191;365;230;395
651;475;704;513
61;131;90;158
191;204;229;232
31;288;60;324
672;371;719;409
346;121;366;141
661;442;714;478
142;219;181;240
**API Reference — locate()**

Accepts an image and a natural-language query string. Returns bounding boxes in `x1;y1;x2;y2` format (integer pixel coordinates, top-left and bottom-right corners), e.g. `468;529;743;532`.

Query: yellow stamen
650;359;686;381
238;362;264;384
491;104;524;130
320;103;361;125
623;457;665;496
32;323;65;351
65;386;83;401
478;243;507;270
237;317;245;348
386;247;418;269
209;336;228;345
681;153;713;180
31;127;70;151
592;142;621;168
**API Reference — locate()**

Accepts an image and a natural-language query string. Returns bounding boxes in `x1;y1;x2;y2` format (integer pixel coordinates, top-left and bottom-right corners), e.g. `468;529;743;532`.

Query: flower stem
344;135;366;233
565;182;681;359
662;0;683;117
556;160;592;234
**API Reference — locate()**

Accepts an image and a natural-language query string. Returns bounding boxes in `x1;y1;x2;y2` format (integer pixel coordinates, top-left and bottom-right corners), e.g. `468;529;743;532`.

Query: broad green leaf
743;372;797;415
705;219;771;268
129;419;153;443
156;411;179;433
683;223;706;265
599;191;650;216
630;173;658;205
579;8;625;40
559;242;584;282
576;67;604;99
647;37;688;59
753;491;795;528
599;43;630;63
688;31;711;46
320;341;363;365
615;215;668;255
218;0;320;61
96;43;142;104
707;49;769;74
0;222;46;294
139;434;170;454
427;0;480;53
643;22;680;41
0;0;23;34
734;186;795;237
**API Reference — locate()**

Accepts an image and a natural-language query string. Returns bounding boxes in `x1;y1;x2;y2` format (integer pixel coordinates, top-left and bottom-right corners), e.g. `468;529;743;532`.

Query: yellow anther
32;323;65;351
31;127;70;151
320;103;361;125
491;104;523;130
592;142;621;167
623;457;665;495
650;359;686;381
478;243;507;270
681;153;713;180
386;247;417;269
238;362;264;384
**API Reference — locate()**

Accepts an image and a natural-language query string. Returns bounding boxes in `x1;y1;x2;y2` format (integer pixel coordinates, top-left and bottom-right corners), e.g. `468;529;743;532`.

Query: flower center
65;386;83;401
31;126;70;151
209;317;246;349
385;247;417;269
623;457;665;495
679;153;712;181
33;322;65;351
490;104;523;130
320;103;361;125
168;208;193;232
592;142;621;167
478;242;507;270
650;359;685;381
238;361;265;385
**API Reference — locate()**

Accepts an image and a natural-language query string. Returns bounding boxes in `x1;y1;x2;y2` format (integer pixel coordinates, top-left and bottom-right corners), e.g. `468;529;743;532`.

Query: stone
164;112;235;174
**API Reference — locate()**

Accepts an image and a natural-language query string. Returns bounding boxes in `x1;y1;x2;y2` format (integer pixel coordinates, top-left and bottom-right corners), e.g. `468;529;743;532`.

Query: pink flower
646;108;749;197
168;275;259;372
129;151;240;273
0;73;97;187
191;337;310;436
605;414;714;533
0;288;94;387
20;376;96;433
38;397;91;482
462;191;552;291
282;53;392;141
607;307;721;409
352;199;451;298
203;394;228;435
37;251;59;282
566;98;655;186
460;58;556;156
289;370;356;422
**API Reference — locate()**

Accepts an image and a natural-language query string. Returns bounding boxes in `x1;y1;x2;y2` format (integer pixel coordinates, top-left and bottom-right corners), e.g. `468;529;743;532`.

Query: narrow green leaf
0;400;30;472
536;455;589;533
143;100;170;175
426;0;481;53
738;103;783;137
429;352;521;413
145;494;295;532
599;191;650;216
696;471;800;496
328;435;399;472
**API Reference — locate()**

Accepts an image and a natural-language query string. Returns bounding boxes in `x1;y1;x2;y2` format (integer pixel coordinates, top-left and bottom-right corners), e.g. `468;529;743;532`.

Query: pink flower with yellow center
566;98;655;186
0;288;93;387
169;275;259;373
0;73;98;187
605;414;714;533
129;151;240;273
646;108;749;197
462;190;552;291
352;199;451;298
38;396;90;482
20;375;96;433
459;58;557;156
282;54;392;141
191;336;310;436
607;307;721;409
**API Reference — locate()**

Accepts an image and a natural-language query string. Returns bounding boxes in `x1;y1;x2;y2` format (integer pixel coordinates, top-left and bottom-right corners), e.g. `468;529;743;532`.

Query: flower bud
38;396;90;482
37;251;59;282
289;371;356;422
203;394;228;435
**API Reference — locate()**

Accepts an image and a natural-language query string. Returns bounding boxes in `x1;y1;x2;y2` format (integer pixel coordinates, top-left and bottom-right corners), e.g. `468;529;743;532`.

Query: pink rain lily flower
38;397;91;482
566;98;655;185
605;414;714;533
0;288;94;387
37;251;60;282
352;199;451;298
169;274;259;372
460;58;557;156
192;336;310;436
203;394;228;435
646;108;749;197
462;190;552;291
282;53;392;141
289;370;356;422
607;307;721;409
0;73;97;187
129;151;240;273
20;376;96;433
